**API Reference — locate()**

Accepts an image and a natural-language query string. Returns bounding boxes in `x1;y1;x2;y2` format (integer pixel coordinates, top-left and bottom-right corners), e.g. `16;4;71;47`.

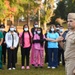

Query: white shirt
5;31;19;48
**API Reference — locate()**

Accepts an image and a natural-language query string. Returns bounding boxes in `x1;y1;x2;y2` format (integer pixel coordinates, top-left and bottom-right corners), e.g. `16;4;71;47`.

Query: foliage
0;0;7;19
65;0;75;13
50;0;75;25
41;0;54;24
0;0;39;21
14;0;39;22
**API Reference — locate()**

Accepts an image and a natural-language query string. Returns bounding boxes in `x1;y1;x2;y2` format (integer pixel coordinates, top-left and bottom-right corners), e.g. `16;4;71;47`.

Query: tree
50;0;66;25
51;0;75;25
41;0;55;30
0;0;39;26
0;0;7;22
65;0;75;13
14;0;39;26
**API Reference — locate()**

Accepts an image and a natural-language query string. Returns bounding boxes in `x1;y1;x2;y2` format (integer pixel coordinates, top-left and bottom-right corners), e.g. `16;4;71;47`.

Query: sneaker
21;66;25;69
8;68;12;70
46;63;48;64
47;66;51;68
12;67;15;70
60;61;62;64
52;67;56;69
26;66;30;70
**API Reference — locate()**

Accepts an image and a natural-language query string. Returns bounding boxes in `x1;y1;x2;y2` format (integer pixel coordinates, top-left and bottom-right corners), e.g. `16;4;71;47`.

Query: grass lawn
0;48;66;75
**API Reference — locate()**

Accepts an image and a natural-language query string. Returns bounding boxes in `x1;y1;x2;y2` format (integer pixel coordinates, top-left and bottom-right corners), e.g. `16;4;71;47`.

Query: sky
41;0;59;9
42;0;59;3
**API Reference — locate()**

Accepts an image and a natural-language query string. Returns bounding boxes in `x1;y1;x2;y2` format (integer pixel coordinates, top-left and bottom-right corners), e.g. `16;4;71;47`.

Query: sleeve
31;28;34;35
43;35;45;39
56;33;59;38
30;32;33;38
33;40;40;43
62;31;68;42
47;32;50;38
14;33;19;47
19;32;22;38
19;33;22;46
62;31;66;39
0;32;4;38
5;33;11;47
42;35;46;41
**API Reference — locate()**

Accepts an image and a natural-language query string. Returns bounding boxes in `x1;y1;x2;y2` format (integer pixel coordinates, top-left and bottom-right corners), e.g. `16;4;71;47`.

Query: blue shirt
47;32;59;48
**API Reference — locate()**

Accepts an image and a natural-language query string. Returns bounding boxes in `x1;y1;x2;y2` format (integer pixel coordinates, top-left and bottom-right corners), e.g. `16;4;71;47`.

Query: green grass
0;48;66;75
1;65;65;75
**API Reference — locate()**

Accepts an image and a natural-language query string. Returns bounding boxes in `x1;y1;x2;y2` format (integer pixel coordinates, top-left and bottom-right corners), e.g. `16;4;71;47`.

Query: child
19;24;32;70
5;24;19;70
32;27;45;68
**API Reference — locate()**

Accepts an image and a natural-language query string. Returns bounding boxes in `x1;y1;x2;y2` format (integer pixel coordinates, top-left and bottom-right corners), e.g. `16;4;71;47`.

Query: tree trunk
17;18;19;26
27;3;30;27
27;13;30;26
38;8;40;27
10;16;14;24
44;22;47;31
4;19;7;31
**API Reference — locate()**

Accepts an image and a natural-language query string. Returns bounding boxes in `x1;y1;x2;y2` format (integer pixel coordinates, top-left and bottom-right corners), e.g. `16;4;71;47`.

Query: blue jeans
48;48;58;67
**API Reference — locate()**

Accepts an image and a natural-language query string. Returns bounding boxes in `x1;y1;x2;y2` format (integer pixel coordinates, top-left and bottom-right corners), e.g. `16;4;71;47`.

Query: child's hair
49;24;56;33
38;27;43;47
22;24;31;47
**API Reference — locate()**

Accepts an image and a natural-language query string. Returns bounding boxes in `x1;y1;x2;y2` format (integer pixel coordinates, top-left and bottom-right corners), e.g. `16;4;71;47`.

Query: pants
7;48;16;68
48;48;58;67
30;44;40;65
15;45;19;63
34;49;44;67
45;46;48;63
65;59;75;75
21;47;30;66
0;46;2;69
58;47;65;66
2;43;7;64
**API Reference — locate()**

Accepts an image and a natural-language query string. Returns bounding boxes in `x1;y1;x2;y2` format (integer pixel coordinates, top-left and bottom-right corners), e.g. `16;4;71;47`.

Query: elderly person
64;13;75;75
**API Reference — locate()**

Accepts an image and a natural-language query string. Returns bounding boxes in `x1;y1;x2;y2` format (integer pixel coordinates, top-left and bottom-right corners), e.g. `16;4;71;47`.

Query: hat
68;13;75;19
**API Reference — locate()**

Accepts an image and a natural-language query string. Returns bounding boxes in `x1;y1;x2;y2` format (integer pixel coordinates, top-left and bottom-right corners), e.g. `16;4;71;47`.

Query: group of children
0;22;65;70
